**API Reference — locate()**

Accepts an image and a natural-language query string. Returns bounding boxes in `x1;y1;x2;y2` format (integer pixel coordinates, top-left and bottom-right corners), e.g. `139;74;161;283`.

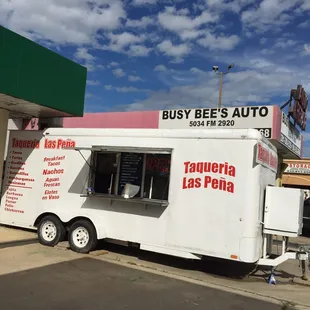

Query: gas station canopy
0;26;87;118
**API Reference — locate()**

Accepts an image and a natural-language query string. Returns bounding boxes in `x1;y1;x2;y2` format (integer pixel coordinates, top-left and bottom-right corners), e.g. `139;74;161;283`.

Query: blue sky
1;0;310;153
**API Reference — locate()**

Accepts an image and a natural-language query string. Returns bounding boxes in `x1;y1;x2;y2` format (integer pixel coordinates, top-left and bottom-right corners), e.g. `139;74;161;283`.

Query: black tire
68;220;97;254
37;215;66;247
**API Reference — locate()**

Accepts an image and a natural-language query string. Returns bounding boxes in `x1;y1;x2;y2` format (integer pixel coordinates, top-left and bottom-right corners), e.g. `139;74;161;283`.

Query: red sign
290;85;308;131
256;143;278;172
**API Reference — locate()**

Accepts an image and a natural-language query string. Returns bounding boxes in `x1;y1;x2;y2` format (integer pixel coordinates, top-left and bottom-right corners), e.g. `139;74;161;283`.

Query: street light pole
218;73;223;109
212;64;235;109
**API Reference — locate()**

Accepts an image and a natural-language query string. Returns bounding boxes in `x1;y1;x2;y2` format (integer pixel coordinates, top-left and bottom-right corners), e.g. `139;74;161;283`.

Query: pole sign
289;85;308;131
280;112;302;157
159;106;273;138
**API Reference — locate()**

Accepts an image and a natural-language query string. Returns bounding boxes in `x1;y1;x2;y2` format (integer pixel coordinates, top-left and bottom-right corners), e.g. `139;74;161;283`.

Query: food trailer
0;128;309;274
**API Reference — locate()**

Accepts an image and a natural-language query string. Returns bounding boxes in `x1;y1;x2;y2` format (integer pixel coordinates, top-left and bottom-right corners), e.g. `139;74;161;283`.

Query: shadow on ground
0;257;287;310
0;225;37;249
95;241;298;284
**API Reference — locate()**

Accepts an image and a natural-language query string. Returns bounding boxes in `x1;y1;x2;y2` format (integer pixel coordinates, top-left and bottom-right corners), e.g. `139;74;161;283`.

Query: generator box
263;186;304;237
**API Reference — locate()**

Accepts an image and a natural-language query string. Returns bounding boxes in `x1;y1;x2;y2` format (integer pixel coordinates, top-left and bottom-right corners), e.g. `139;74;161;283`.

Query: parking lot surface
0;257;286;310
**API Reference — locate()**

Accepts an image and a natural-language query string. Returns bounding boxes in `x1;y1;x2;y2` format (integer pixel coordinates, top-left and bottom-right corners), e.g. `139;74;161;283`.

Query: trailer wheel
68;220;97;254
37;215;66;247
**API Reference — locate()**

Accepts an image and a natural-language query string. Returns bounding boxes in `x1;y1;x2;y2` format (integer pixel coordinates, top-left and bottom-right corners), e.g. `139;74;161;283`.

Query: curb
292;277;310;287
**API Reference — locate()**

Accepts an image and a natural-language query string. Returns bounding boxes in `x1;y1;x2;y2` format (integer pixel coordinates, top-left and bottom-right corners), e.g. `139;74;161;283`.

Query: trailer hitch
297;246;310;281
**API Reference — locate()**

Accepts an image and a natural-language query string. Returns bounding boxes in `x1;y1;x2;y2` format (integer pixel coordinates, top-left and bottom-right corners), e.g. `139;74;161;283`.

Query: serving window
88;147;171;202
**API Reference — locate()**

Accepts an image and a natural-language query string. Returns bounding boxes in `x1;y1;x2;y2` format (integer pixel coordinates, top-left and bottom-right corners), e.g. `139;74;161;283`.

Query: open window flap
64;145;173;154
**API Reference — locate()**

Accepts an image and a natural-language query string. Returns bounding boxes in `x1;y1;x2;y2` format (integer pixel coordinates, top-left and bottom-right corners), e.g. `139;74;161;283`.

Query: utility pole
212;64;235;108
218;73;223;108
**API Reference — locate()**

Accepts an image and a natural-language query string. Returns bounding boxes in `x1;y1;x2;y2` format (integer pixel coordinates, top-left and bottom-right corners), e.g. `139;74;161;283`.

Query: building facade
0;26;87;190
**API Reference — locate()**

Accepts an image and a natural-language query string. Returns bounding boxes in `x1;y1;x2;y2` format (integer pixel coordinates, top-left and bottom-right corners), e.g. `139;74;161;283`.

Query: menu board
3;148;37;214
118;153;144;195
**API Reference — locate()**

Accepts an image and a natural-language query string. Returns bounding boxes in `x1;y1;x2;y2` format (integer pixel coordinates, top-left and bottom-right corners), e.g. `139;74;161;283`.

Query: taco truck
0;128;309;273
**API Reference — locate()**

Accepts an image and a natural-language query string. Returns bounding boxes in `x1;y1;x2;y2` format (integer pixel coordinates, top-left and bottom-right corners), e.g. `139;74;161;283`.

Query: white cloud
190;67;205;74
87;80;101;86
241;0;300;33
197;33;240;51
117;58;310;113
301;1;310;10
101;32;151;57
158;6;218;39
302;44;310;56
126;16;155;28
128;75;143;82
247;58;275;69
154;65;167;72
85;92;94;99
107;32;146;51
128;45;152;57
0;0;126;45
298;20;310;28
132;0;158;5
260;37;267;45
109;62;119;67
261;49;275;55
115;87;145;93
157;40;191;58
104;85;149;92
112;68;126;77
73;47;96;71
74;47;95;62
206;0;256;13
274;39;297;49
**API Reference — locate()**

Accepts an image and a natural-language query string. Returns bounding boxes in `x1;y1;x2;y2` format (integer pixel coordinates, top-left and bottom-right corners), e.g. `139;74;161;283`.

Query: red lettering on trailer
4;207;24;214
12;138;40;149
182;177;202;189
204;176;234;193
42;168;64;175
44;138;76;149
182;161;236;194
184;161;236;177
257;144;278;171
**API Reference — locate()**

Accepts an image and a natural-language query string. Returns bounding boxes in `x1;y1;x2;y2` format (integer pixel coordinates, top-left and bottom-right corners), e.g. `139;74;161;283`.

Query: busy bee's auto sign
159;106;274;138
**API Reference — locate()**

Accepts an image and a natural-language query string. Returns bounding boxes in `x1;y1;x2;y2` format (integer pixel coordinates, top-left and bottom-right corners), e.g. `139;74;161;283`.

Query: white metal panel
264;186;304;237
42;127;271;145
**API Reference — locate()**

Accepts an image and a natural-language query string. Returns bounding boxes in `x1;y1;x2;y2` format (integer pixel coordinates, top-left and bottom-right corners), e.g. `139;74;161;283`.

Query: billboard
280;112;302;157
159;105;302;158
159;106;274;138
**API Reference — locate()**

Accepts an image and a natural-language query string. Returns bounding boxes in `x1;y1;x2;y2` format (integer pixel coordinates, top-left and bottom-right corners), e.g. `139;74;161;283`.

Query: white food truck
0;128;308;272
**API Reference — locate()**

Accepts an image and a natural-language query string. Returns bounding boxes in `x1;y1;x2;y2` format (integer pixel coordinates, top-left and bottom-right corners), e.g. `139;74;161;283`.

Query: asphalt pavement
0;257;288;310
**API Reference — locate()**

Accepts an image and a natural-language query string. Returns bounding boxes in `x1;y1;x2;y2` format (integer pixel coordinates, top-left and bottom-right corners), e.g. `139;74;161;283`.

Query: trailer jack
268;267;277;285
267;248;310;285
297;246;310;281
259;236;310;285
